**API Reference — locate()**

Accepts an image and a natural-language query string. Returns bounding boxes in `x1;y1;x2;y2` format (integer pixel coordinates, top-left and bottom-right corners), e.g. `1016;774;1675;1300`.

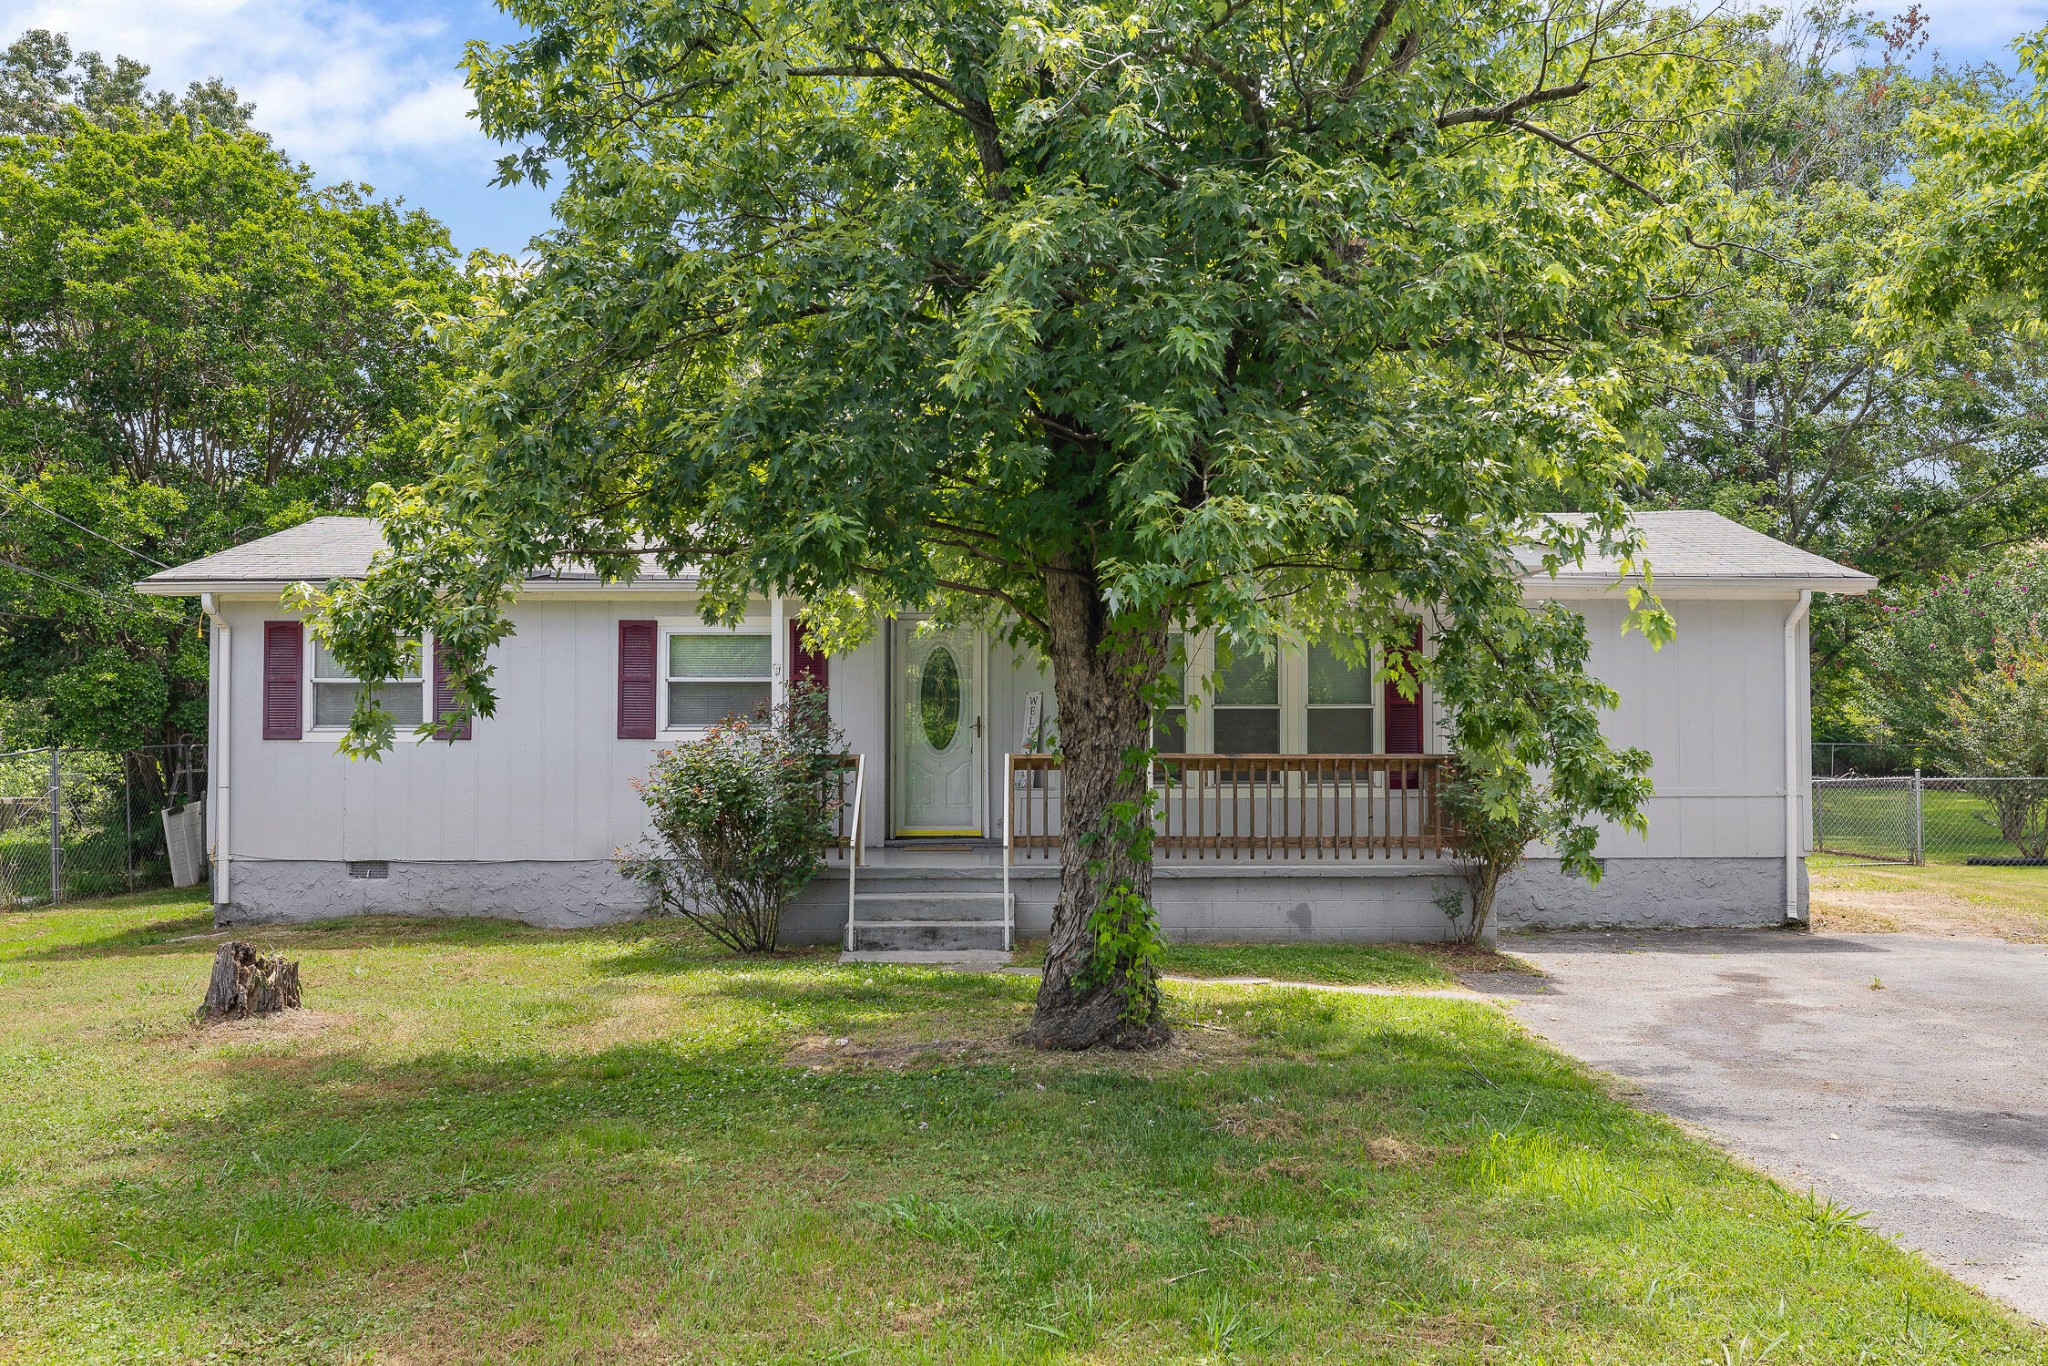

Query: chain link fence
1813;773;2048;865
0;743;207;909
1812;741;1930;778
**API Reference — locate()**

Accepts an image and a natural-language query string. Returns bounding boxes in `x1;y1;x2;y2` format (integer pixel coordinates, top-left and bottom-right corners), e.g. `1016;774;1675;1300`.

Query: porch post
769;592;787;712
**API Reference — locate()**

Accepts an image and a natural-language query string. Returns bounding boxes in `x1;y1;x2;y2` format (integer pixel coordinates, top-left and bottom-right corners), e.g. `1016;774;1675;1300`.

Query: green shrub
618;682;846;953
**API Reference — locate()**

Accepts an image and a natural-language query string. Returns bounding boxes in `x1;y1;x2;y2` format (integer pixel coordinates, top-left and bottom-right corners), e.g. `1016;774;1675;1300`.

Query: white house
136;510;1874;946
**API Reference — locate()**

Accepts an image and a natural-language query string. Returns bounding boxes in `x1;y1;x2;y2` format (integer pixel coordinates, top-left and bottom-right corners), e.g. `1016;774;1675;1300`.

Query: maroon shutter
618;620;658;739
1383;624;1424;786
790;617;828;690
431;640;472;741
262;621;303;740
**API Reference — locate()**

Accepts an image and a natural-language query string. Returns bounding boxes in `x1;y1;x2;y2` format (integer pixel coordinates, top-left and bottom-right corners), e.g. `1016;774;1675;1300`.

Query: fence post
47;747;60;906
123;758;134;893
1900;770;1916;864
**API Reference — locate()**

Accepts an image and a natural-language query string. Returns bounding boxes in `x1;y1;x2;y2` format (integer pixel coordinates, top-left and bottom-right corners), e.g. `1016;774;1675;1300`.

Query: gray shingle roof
1522;511;1876;589
138;510;1874;595
138;516;386;587
136;517;699;593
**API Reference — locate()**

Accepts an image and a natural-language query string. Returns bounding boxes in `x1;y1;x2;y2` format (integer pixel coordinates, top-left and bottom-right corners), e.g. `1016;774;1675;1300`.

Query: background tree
0;33;475;762
1927;628;2048;856
1879;23;2048;320
312;0;1729;1047
1636;5;2048;733
0;29;251;136
1844;543;2048;748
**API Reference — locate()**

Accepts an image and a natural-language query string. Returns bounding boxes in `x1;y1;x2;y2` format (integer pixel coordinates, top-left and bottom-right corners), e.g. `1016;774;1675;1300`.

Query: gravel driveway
1491;929;2048;1322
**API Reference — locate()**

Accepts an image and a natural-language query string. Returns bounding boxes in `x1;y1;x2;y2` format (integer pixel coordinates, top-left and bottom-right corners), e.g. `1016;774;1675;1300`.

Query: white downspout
200;594;230;911
1784;590;1811;924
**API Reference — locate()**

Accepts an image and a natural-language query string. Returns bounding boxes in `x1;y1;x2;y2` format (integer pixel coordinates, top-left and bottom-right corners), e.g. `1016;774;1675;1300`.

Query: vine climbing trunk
1022;555;1170;1050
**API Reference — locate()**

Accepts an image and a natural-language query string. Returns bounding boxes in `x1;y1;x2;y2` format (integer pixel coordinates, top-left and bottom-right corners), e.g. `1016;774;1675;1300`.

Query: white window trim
1163;632;1390;756
304;631;429;738
658;621;775;735
1302;638;1381;755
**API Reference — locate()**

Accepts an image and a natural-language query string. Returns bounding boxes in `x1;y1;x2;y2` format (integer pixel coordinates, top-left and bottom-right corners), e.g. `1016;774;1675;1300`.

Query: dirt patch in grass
193;1007;349;1040
1213;1103;1310;1140
1411;940;1539;978
1364;1134;1429;1168
1809;862;2048;942
785;1035;988;1070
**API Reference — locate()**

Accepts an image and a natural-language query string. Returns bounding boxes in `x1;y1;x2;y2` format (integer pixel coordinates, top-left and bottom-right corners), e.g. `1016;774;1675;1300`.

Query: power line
0;557;183;621
0;488;171;569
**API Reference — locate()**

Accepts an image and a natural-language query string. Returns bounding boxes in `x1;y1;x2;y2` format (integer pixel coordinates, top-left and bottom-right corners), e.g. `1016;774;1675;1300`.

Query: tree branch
1437;80;1590;130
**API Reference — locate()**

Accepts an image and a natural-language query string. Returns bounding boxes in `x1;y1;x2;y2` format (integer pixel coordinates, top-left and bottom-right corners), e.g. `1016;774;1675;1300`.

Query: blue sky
0;0;557;254
3;0;2047;258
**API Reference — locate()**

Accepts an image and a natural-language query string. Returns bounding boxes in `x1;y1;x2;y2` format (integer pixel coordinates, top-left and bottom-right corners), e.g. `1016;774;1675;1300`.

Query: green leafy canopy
0;38;478;753
313;0;1749;874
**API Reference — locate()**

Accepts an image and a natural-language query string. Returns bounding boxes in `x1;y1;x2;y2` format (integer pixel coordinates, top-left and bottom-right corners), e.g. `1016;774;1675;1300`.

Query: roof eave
135;577;705;598
1525;572;1879;599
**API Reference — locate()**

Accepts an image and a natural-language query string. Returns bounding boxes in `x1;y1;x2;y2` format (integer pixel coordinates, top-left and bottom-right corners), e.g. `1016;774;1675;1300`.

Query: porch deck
1007;752;1457;862
824;752;1457;866
813;752;1464;953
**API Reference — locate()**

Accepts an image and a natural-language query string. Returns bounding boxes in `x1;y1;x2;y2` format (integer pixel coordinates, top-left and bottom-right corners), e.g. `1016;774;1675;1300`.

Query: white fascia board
135;578;707;599
1523;574;1878;602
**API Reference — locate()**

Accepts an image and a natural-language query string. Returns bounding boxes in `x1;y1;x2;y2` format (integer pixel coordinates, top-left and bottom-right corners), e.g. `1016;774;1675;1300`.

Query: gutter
1783;591;1811;924
199;593;230;912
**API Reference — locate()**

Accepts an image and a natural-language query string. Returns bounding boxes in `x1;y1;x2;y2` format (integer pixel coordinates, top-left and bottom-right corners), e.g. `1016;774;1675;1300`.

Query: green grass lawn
2;892;2040;1363
1012;937;1465;989
1813;784;2037;863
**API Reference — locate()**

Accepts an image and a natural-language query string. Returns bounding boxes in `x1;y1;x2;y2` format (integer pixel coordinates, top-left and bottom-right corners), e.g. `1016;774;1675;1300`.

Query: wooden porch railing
1006;753;1456;861
820;754;865;866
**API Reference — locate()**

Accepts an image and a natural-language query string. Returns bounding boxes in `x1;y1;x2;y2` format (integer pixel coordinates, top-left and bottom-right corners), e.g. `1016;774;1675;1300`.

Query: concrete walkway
1495;929;2048;1322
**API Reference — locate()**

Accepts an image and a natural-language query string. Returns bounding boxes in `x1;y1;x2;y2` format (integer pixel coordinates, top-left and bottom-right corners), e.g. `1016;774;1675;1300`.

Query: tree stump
198;941;302;1021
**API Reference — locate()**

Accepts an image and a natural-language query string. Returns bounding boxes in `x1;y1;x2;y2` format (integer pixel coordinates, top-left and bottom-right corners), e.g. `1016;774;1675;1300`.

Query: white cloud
0;0;488;175
0;0;558;249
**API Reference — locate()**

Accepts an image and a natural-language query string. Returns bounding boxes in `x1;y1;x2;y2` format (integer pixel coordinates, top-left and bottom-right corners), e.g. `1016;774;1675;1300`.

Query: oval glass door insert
919;646;962;750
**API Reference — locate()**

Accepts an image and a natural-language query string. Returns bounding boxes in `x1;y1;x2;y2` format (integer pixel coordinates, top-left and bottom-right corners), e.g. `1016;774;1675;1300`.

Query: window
1306;642;1375;752
1213;640;1280;754
665;630;772;729
1161;632;1394;757
311;639;424;729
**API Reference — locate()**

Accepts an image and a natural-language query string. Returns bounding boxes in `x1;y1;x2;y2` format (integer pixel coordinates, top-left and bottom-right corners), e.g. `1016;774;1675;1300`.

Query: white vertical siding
222;593;771;864
1570;594;1799;859
219;590;1806;868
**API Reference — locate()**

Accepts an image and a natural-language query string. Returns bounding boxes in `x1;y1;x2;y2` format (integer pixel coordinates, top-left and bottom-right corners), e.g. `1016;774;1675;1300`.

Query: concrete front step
851;891;1008;922
843;870;1011;897
839;949;1013;970
847;918;1010;952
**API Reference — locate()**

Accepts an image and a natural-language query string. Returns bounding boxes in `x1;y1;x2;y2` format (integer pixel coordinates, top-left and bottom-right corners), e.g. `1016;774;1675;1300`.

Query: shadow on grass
12;965;2026;1363
28;910;215;952
590;934;841;978
17;912;658;964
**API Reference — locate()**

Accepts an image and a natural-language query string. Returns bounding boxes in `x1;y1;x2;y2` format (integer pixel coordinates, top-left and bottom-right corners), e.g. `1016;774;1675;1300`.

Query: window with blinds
1306;641;1375;752
665;632;773;728
311;639;424;729
1213;641;1280;754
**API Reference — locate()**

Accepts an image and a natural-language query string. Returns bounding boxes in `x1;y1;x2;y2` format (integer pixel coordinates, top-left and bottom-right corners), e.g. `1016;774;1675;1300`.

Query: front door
892;621;985;836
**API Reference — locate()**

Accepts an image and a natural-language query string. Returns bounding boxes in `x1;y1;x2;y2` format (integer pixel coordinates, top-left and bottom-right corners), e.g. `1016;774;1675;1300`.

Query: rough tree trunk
1022;556;1171;1050
198;941;302;1020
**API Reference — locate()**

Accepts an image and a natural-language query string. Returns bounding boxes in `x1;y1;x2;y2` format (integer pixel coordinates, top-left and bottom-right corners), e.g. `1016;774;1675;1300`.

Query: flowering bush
618;682;846;953
1856;544;2048;747
1931;631;2048;856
